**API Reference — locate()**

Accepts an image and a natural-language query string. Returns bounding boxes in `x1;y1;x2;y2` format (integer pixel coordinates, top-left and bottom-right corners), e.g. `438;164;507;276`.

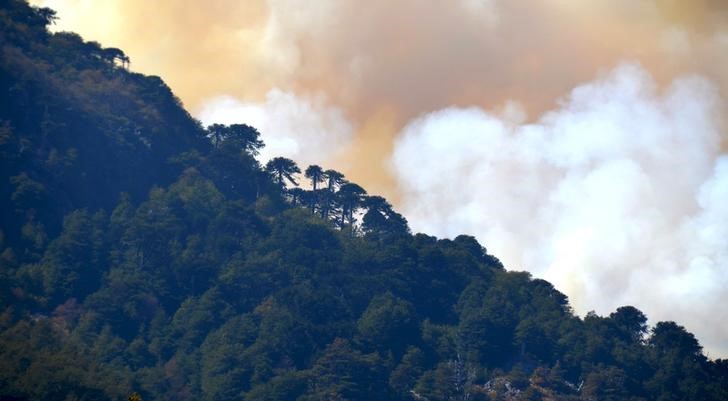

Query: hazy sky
34;0;728;357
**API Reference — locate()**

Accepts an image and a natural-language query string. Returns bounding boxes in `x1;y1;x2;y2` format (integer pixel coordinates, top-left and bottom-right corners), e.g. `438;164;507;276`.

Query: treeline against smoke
0;2;727;400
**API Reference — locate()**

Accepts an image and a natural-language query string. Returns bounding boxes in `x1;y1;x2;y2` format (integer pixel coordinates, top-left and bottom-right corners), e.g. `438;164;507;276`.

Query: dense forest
0;1;726;400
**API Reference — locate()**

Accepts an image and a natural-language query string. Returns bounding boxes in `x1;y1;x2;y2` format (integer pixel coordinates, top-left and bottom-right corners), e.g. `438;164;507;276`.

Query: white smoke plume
198;89;353;167
391;64;728;357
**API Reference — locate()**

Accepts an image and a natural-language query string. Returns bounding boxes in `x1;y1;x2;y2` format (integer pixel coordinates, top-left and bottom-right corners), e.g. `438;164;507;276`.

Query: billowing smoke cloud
34;0;728;195
391;64;728;357
197;90;353;167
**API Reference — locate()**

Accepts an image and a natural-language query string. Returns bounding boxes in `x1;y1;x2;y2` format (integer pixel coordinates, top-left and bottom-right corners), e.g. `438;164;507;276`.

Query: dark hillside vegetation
0;1;726;400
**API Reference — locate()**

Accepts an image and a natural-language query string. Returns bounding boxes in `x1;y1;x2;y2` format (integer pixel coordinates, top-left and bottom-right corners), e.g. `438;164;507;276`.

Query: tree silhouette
207;124;226;148
207;124;264;155
30;6;57;27
318;169;346;219
610;306;648;344
336;183;366;229
649;321;703;357
101;47;129;69
265;157;301;188
323;169;345;192
305;165;325;191
362;195;409;238
361;196;389;231
288;187;307;207
304;165;325;212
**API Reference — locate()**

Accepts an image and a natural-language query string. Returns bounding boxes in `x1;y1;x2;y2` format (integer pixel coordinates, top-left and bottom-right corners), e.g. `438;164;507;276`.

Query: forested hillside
0;1;726;400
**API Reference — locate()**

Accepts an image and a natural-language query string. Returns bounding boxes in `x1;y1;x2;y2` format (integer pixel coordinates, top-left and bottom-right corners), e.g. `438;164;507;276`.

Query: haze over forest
1;1;728;400
33;0;728;358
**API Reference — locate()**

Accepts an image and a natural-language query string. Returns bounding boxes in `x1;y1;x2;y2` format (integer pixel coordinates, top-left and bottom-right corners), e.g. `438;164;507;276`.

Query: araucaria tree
361;195;410;238
319;169;346;219
207;123;264;155
305;165;325;191
305;164;326;212
323;169;345;192
336;182;366;230
265;157;301;188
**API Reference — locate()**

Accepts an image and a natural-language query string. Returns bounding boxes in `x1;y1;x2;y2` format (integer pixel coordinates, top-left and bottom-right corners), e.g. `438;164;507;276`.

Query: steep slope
0;0;211;247
0;2;726;401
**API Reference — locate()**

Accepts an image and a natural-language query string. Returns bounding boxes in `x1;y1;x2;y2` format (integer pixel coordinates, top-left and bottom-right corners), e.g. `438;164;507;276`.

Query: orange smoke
33;0;728;199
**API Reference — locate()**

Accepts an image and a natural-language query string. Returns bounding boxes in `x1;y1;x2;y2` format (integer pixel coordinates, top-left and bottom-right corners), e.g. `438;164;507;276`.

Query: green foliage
303;338;389;401
0;2;725;400
356;292;416;356
389;347;426;396
582;365;630;401
361;195;410;240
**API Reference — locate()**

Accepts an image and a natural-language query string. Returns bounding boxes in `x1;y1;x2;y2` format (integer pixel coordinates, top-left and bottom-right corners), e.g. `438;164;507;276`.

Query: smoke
32;0;728;355
391;63;728;356
197;89;353;167
35;0;728;187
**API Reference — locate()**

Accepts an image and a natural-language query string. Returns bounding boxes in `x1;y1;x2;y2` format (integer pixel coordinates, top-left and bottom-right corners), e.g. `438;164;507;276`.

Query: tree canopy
0;2;726;401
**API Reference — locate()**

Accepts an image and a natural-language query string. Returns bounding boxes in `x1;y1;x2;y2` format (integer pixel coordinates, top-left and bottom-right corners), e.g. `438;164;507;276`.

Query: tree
336;183;366;230
265;157;301;188
646;322;708;400
39;209;107;303
304;338;388;401
357;293;416;356
649;321;703;358
207;124;226;149
582;365;629;401
101;47;130;69
362;195;409;238
323;169;345;192
304;165;325;192
207;124;264;155
303;165;325;212
30;6;57;27
389;347;426;397
287;187;307;207
610;306;648;344
318;169;345;219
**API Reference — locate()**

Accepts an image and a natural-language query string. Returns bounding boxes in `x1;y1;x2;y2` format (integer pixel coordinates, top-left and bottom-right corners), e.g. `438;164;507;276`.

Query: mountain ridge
0;1;726;400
